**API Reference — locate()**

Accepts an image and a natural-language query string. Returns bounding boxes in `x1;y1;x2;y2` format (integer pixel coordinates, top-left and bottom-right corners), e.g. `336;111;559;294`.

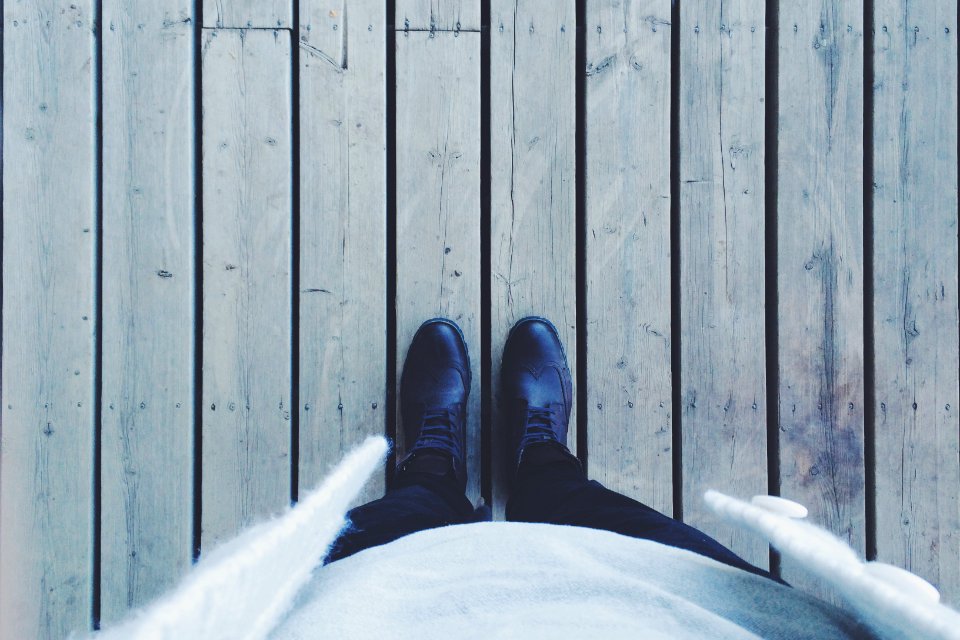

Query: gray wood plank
490;0;576;517
202;0;291;29
0;2;97;638
298;0;387;505
396;0;480;32
585;0;673;514
777;2;865;594
873;0;960;605
395;29;481;503
100;0;196;621
201;28;293;549
679;0;768;568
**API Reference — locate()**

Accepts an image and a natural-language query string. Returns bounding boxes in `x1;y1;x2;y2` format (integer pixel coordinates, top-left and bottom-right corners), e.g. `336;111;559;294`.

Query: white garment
272;521;872;640
91;437;960;640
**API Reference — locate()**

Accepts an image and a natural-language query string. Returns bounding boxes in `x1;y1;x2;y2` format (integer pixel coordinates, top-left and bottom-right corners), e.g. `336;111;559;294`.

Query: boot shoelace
519;405;560;450
412;406;463;462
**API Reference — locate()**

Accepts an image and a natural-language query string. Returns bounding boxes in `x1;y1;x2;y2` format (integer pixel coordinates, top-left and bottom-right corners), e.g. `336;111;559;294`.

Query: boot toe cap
504;317;566;364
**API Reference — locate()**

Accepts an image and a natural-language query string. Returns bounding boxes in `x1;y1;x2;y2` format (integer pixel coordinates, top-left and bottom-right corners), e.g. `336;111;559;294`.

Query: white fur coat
89;437;960;640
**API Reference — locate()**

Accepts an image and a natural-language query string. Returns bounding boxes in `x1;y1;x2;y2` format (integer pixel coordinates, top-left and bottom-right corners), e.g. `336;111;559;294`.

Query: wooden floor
2;0;958;637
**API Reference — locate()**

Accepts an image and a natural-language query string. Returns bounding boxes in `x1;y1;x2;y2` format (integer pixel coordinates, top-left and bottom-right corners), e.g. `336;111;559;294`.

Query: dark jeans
326;455;778;582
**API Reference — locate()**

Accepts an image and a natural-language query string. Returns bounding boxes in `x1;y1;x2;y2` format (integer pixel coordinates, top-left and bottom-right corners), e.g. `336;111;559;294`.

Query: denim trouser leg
325;470;475;564
328;457;778;583
506;456;780;582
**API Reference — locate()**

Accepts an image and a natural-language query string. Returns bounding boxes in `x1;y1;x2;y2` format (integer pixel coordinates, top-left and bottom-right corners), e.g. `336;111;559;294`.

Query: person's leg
328;317;475;563
499;318;778;582
326;466;475;564
506;443;780;582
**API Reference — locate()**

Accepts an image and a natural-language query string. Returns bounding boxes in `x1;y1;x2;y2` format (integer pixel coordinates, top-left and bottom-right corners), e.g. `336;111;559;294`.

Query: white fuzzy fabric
93;440;959;640
705;490;960;640
89;436;388;640
271;521;874;640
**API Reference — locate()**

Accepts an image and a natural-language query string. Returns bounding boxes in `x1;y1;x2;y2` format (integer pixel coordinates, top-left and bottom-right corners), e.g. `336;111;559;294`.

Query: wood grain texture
873;0;959;605
490;0;576;517
100;0;196;621
298;0;387;504
395;30;481;503
679;0;768;568
0;2;96;638
585;0;673;514
201;28;293;549
777;1;865;594
202;0;291;29
396;0;480;31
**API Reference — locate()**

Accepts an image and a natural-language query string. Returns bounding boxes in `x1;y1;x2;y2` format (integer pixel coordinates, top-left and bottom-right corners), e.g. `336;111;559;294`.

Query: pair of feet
398;317;576;489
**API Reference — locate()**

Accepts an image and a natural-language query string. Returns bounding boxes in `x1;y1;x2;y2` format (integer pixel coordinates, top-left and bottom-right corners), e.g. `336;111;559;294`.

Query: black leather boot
501;316;578;473
397;318;471;489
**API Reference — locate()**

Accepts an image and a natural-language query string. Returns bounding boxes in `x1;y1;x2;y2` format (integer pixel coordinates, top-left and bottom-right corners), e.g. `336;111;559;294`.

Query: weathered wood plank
873;0;959;605
586;0;673;514
777;2;865;594
679;0;768;568
298;0;387;504
0;2;96;638
100;0;196;621
201;28;293;549
396;0;480;32
490;0;576;516
202;0;291;29
395;29;481;503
